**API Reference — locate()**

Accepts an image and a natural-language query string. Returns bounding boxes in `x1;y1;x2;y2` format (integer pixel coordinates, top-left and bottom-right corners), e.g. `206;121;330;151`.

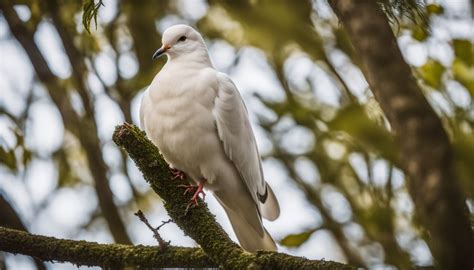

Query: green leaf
0;146;17;172
453;59;474;96
82;0;103;33
426;4;444;15
453;39;473;66
279;228;318;247
418;59;445;89
412;25;429;41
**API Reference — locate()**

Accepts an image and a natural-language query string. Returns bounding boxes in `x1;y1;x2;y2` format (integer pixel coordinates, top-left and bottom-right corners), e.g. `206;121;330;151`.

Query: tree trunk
328;1;473;269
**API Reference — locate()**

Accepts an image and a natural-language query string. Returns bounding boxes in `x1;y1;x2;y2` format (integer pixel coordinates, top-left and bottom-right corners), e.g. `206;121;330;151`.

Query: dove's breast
142;67;227;186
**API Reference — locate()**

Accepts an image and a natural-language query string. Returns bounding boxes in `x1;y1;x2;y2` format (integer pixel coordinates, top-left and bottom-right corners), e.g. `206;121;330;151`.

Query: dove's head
152;24;208;61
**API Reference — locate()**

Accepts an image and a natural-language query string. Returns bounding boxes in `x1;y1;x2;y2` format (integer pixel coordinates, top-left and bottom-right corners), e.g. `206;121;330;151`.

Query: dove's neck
167;49;213;69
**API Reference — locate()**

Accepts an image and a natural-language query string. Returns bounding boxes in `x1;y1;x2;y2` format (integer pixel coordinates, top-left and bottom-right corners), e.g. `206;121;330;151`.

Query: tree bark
328;1;473;269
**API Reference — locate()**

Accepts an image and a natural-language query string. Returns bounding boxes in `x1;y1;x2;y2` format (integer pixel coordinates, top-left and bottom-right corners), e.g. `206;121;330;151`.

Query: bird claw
185;190;206;211
178;181;206;210
178;184;195;195
191;187;206;203
170;168;185;180
185;201;196;212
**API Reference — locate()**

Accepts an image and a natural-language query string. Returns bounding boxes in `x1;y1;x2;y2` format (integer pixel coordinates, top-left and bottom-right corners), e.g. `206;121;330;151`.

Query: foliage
82;0;103;33
280;228;318;248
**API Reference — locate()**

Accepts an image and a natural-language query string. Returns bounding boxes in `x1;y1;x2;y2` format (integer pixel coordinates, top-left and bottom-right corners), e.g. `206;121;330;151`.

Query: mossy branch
112;123;354;269
0;227;214;268
113;123;249;268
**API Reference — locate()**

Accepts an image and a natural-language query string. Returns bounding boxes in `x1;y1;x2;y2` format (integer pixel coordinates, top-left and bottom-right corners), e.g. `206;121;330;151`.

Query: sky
0;0;472;269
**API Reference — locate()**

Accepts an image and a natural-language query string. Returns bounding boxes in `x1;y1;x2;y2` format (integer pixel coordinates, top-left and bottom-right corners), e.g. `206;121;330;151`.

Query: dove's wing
139;91;150;130
213;73;279;220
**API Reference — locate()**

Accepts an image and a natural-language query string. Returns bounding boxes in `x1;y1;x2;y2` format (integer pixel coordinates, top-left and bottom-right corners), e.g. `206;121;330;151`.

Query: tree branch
0;227;214;268
112;123;354;269
328;1;473;269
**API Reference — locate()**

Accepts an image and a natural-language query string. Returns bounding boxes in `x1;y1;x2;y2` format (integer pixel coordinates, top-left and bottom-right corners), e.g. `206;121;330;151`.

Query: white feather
213;73;280;221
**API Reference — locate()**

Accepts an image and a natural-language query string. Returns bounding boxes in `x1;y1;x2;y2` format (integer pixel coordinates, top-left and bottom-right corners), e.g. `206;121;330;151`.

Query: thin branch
134;210;170;250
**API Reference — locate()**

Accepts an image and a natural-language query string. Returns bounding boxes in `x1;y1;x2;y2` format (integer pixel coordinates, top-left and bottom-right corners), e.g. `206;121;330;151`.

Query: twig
134;210;170;250
157;219;173;230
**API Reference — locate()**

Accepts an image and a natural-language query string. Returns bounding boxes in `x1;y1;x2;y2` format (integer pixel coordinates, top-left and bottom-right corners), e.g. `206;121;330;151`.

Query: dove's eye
178;36;187;42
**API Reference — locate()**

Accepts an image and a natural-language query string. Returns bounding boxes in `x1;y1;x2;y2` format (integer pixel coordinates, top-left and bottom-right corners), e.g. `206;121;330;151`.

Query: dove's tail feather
260;183;280;221
223;204;277;252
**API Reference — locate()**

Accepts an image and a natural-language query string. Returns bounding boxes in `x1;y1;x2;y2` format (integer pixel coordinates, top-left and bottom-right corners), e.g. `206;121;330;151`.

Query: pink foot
170;168;185;180
177;184;196;195
178;180;206;210
190;180;206;205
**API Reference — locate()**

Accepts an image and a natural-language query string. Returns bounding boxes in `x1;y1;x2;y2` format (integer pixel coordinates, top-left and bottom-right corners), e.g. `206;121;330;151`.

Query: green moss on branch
0;227;214;268
113;123;253;268
112;123;354;269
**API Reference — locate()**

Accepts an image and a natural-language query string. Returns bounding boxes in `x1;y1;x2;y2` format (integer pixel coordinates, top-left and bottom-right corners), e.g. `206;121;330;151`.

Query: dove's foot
170;168;185;180
178;180;206;210
178;184;195;195
190;180;206;204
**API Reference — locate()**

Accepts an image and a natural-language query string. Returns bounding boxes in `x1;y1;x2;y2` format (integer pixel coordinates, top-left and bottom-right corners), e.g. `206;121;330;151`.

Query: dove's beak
152;45;170;60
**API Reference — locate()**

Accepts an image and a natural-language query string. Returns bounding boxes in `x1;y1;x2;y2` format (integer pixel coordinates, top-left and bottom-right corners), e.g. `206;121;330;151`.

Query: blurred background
0;0;472;269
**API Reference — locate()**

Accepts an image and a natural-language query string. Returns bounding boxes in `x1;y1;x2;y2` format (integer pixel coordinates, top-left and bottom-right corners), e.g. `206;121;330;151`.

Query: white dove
140;24;280;251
